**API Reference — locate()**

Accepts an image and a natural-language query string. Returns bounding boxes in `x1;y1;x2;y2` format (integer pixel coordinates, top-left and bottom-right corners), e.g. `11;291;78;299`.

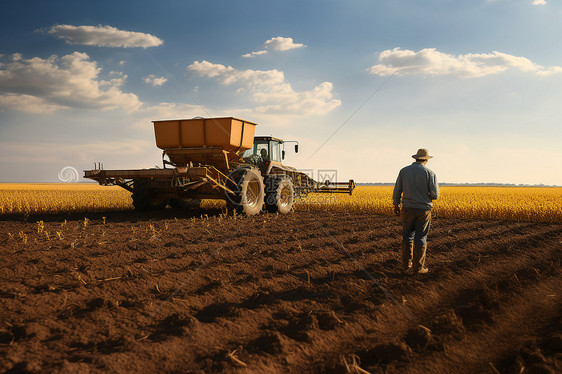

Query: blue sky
1;0;561;184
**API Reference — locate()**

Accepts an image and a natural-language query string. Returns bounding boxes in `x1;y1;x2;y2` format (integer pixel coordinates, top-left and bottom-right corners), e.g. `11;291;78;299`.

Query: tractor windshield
242;139;283;162
242;140;268;159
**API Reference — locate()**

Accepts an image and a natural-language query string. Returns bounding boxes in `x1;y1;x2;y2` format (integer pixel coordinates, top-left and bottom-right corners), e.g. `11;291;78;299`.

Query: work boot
401;242;413;271
412;244;428;274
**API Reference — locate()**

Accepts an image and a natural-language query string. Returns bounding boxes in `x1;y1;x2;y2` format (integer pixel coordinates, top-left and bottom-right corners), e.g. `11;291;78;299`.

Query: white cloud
0;94;64;113
368;47;562;78
188;60;340;116
538;66;562;75
48;24;163;48
143;74;168;87
242;50;268;58
532;0;546;5
0;52;141;113
264;37;306;51
189;60;285;86
242;36;306;58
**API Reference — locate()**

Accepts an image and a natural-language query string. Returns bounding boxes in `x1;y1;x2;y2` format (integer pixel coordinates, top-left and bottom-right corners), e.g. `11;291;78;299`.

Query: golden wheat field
296;185;562;223
0;184;132;215
0;184;560;223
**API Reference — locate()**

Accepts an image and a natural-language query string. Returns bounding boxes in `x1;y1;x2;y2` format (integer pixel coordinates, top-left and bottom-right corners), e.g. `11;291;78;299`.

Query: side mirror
295;144;299;153
282;150;285;160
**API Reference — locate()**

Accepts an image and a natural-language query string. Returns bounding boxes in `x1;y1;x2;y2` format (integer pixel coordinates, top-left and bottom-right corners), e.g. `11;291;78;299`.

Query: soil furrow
1;210;561;373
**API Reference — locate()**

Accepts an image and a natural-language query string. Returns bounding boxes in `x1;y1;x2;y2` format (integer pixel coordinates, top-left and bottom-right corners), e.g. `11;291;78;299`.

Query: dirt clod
318;311;343;330
248;331;284;354
359;342;412;365
195;302;238;323
23;323;50;341
430;311;465;336
86;297;106;310
151;312;194;340
405;325;432;349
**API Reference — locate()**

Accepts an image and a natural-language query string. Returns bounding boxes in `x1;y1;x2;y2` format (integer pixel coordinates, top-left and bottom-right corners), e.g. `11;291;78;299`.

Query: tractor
84;117;354;215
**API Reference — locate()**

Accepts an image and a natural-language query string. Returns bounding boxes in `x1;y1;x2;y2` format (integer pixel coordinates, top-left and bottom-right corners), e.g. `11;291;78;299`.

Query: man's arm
429;172;440;200
392;171;403;206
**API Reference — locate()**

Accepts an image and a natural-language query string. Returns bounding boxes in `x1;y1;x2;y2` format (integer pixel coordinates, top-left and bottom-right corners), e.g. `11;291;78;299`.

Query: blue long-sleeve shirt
393;162;440;210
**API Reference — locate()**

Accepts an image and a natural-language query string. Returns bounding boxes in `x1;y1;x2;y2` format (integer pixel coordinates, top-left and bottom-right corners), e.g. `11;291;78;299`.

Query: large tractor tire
226;166;264;216
265;175;294;214
131;179;166;211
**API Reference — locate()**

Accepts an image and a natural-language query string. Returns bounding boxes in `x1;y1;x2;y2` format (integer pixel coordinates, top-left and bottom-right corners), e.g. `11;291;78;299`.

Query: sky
1;0;561;185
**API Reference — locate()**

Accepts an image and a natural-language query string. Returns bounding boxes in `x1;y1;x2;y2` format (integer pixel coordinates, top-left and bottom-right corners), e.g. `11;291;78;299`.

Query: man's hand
394;204;401;216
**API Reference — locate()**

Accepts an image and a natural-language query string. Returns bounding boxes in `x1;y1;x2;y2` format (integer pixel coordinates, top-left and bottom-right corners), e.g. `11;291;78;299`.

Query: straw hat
412;148;433;160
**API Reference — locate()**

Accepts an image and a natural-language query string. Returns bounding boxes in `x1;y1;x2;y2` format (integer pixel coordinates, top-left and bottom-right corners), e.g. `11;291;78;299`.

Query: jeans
402;207;432;247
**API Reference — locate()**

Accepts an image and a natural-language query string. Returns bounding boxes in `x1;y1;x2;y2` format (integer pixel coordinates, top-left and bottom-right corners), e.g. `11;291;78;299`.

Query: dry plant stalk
226;349;247;367
342;354;370;374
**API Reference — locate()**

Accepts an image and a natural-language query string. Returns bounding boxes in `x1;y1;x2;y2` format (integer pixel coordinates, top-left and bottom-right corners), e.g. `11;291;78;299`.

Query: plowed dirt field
1;209;561;373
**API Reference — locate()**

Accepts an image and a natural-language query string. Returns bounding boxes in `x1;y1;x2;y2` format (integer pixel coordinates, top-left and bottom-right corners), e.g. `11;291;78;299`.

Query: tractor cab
242;136;281;162
242;136;299;174
242;136;299;161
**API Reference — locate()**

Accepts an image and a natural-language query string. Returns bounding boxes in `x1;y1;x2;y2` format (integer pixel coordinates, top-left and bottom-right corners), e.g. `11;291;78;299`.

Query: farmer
260;148;270;163
393;148;440;274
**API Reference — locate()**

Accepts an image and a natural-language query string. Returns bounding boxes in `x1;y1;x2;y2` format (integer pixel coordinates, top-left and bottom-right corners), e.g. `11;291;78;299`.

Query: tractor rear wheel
226;167;264;216
265;175;294;214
